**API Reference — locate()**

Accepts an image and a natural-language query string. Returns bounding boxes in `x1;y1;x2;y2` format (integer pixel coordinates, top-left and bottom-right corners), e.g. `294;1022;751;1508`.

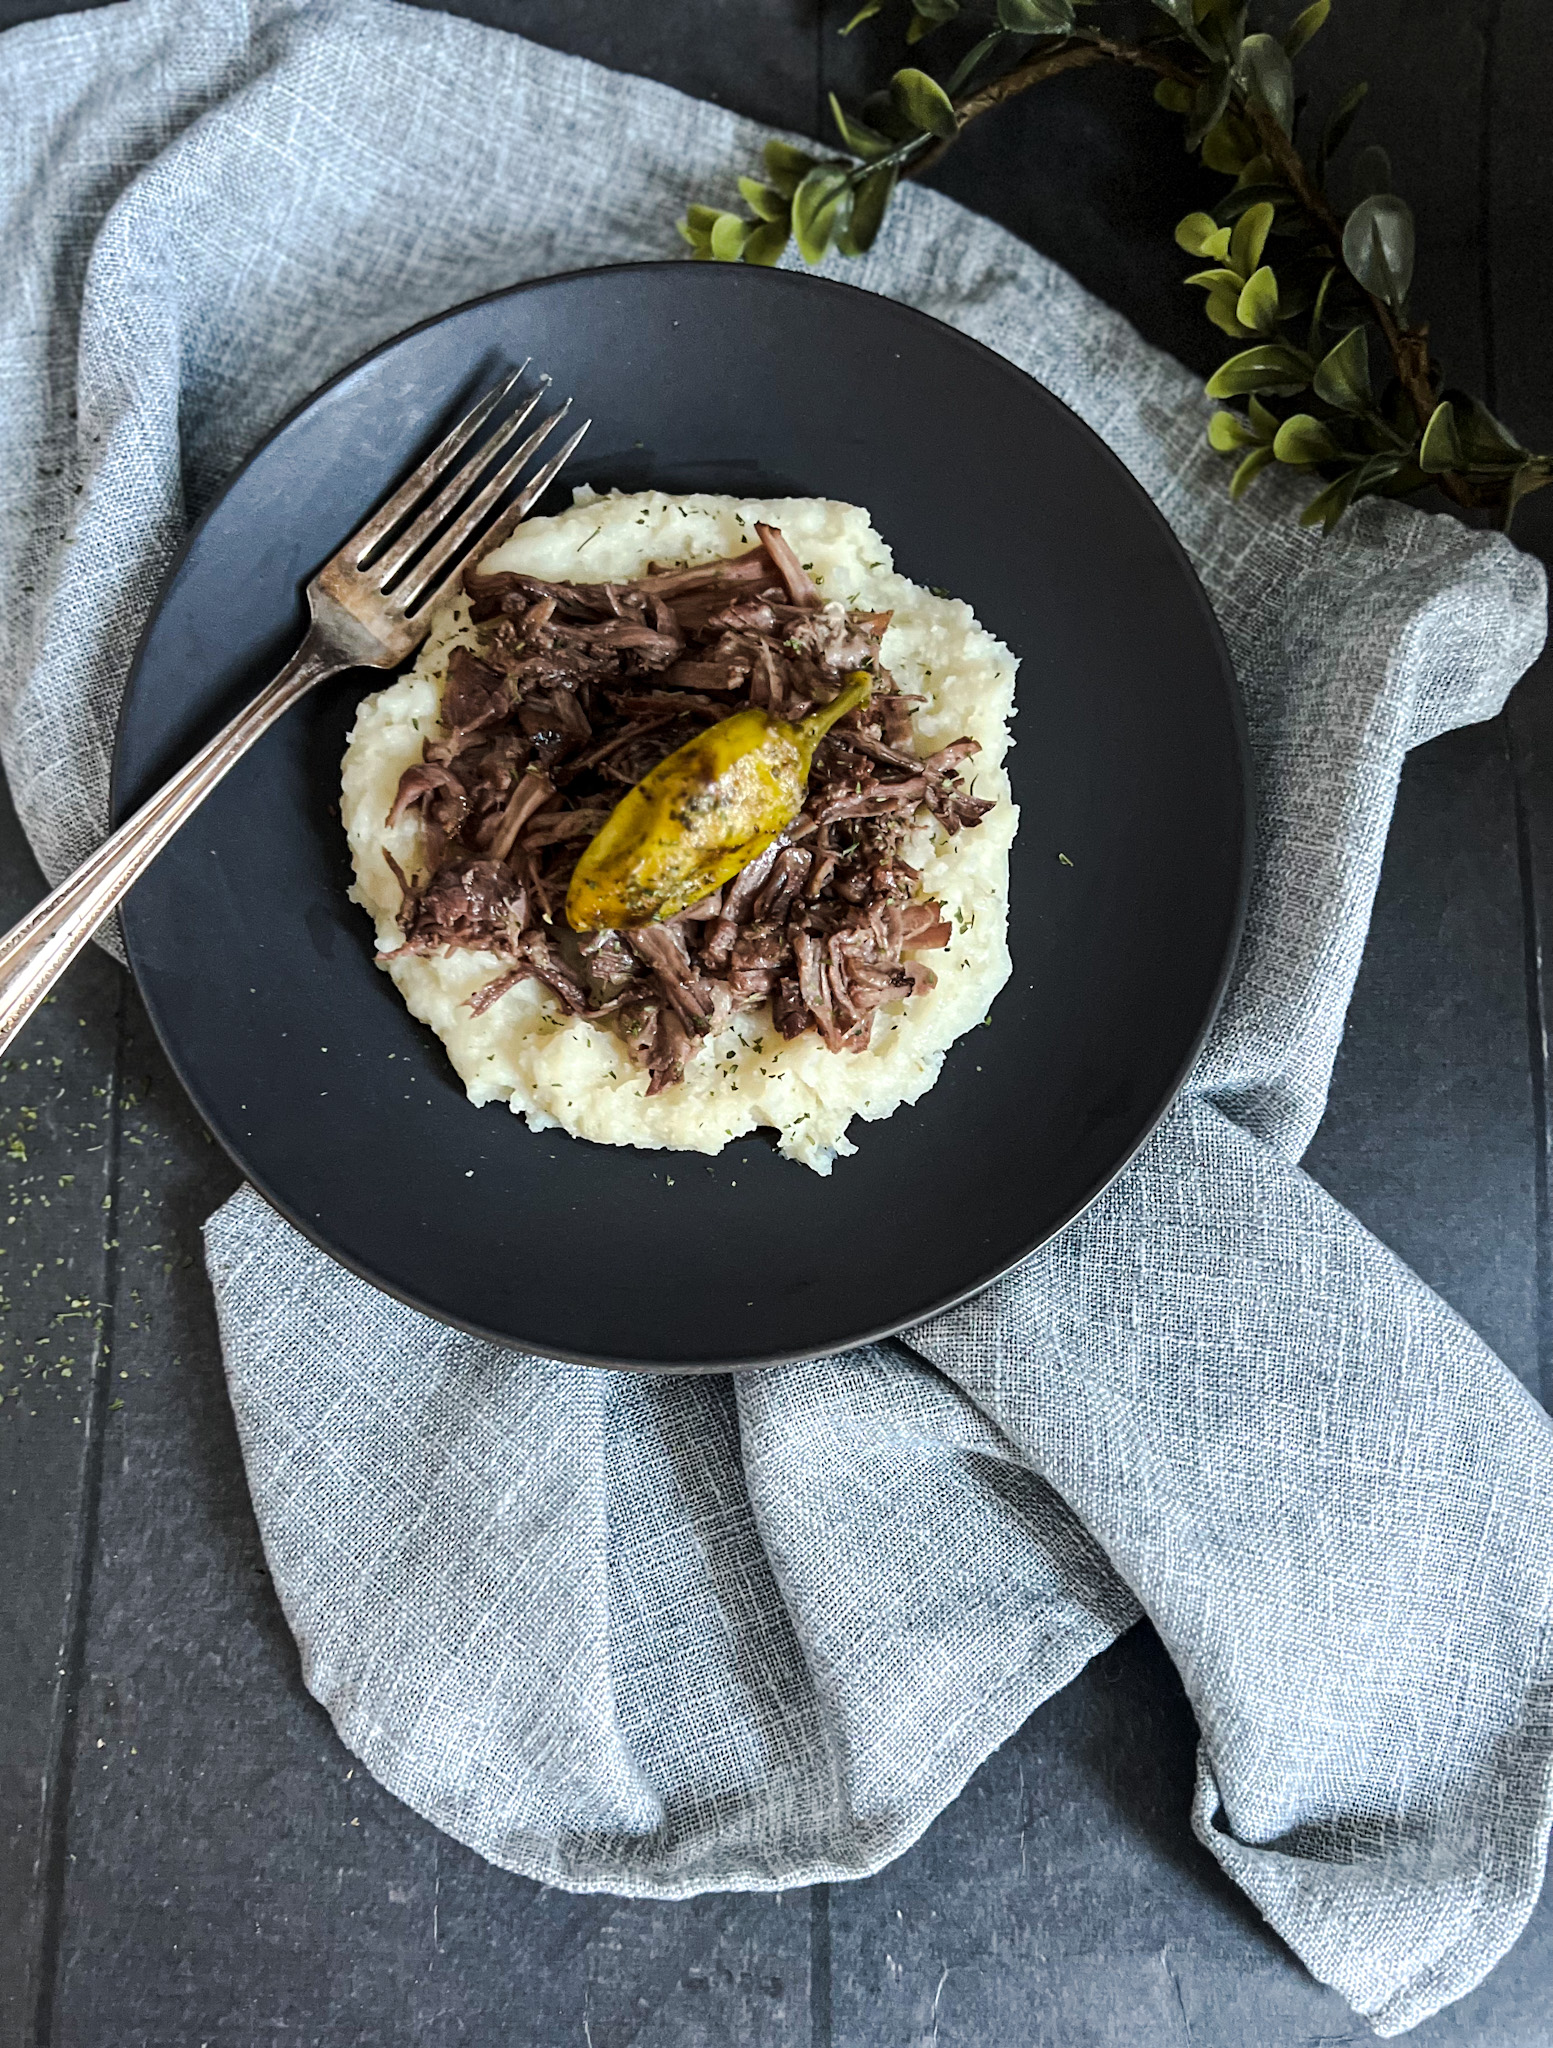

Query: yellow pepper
565;671;873;932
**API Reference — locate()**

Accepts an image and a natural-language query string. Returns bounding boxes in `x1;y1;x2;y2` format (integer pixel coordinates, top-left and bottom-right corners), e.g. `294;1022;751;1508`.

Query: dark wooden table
3;4;1550;2043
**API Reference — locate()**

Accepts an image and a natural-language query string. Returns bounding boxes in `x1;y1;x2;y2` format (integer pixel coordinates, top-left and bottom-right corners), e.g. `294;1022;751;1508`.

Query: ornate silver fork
0;370;588;1059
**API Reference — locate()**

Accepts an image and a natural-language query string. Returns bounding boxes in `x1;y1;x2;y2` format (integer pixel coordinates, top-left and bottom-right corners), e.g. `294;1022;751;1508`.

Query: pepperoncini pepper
566;671;873;932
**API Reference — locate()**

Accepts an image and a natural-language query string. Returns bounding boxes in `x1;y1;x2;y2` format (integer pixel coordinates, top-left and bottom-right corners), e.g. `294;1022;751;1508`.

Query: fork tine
408;416;592;619
456;417;595;567
401;408;584;613
349;364;529;567
370;383;548;587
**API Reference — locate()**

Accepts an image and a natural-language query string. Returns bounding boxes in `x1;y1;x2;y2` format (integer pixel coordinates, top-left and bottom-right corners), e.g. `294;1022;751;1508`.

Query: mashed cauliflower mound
341;492;1018;1173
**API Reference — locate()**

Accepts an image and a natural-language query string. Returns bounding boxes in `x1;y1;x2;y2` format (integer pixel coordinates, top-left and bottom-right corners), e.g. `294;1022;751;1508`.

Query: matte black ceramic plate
115;263;1248;1371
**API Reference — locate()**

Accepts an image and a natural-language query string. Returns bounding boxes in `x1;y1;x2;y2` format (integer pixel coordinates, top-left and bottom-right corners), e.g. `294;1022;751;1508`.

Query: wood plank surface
0;808;122;2045
1;1;1549;2042
1495;0;1553;1413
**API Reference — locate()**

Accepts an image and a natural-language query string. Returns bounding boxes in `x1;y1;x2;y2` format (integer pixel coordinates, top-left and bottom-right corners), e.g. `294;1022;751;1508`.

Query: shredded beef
384;526;994;1086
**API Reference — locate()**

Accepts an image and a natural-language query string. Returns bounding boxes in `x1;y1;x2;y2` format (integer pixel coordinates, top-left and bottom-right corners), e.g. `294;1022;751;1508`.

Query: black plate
115;263;1248;1371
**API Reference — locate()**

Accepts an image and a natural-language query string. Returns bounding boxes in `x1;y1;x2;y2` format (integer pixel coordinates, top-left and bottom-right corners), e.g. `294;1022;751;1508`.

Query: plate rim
113;259;1253;1372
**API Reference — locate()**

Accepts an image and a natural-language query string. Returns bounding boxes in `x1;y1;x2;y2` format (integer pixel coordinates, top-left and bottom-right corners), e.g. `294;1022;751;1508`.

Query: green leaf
1312;326;1372;412
1451;394;1527;468
1273;412;1341;464
1155;78;1195;114
1230;444;1278;499
1151;0;1203;30
1283;0;1329;58
1247;395;1281;440
743;221;790;267
791;164;850;263
840;0;884;31
1213;181;1287;224
1348;450;1407;501
1505;459;1553;534
1307;263;1338;353
997;0;1075;30
908;0;959;39
1236;264;1280;334
1228;200;1275;278
1201;117;1250;175
764;140;819;198
1204;287;1256;338
1235;152;1278;189
1342;192;1415;311
709;212;749;263
1349;143;1392;204
685;205;723;236
1319;81;1367;175
1300;470;1359;531
738;177;790;224
1376;459;1430;499
1205;342;1312;398
837;164;897;254
1199;0;1246;63
946;31;1006;95
1418;401;1465;474
1209;408;1261;452
889;66;959;138
676;214;709;251
1185;266;1245;291
1176;211;1231;258
1238;33;1295;132
1186;65;1234;151
829;92;893;158
862;87;923;142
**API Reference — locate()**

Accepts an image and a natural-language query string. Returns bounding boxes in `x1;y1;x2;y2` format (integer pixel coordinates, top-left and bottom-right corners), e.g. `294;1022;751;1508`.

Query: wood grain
0;805;122;2044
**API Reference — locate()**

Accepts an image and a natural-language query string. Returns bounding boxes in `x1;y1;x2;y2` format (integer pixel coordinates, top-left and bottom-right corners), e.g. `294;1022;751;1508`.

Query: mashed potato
341;491;1018;1172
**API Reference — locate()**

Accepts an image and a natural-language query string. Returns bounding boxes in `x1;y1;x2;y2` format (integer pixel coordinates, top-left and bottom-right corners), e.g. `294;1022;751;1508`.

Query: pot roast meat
483;770;555;863
442;645;510;732
383;524;995;1086
636;549;778;600
727;922;788;1003
387;760;469;831
753;843;813;925
400;859;527;956
754;521;821;608
627;923;732;1041
701;841;782;968
579;928;637;1000
657;657;749;694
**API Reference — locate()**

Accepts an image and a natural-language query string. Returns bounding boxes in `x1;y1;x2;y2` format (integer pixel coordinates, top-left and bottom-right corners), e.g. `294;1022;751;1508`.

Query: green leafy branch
677;0;1550;534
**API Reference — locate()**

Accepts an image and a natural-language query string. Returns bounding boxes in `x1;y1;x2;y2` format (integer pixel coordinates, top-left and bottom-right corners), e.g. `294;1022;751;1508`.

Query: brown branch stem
905;40;1106;179
902;30;1480;498
1238;102;1437;428
883;25;1549;518
907;33;1200;180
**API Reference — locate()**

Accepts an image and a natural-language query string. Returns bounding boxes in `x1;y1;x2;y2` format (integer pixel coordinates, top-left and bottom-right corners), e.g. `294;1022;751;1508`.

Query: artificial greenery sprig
677;0;1550;534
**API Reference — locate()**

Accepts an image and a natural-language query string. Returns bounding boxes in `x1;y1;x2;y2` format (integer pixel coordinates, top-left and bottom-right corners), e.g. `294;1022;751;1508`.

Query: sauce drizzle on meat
385;524;994;1094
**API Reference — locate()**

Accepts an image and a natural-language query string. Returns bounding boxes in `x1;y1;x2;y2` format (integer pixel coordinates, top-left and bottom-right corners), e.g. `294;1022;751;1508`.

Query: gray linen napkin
3;1;1552;2034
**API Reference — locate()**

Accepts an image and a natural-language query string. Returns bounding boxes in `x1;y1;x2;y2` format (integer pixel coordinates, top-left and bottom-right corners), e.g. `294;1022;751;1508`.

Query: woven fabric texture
3;2;1552;2033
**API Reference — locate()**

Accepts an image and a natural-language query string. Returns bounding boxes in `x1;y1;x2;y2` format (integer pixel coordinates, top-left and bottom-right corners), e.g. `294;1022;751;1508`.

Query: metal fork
0;370;588;1059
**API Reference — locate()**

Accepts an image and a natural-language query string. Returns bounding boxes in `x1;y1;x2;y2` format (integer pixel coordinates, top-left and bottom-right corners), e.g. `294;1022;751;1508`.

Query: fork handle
0;628;344;1060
